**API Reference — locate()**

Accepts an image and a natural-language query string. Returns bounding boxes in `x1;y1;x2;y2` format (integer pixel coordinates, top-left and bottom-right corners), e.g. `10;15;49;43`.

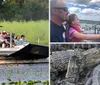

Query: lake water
0;63;49;83
80;23;100;34
80;23;100;42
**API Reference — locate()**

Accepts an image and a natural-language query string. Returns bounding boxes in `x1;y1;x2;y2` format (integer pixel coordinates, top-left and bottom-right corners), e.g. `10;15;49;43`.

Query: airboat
0;43;29;56
0;42;49;59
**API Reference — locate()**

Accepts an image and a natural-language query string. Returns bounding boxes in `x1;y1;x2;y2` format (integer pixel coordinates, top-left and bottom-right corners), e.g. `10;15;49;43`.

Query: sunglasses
54;7;68;12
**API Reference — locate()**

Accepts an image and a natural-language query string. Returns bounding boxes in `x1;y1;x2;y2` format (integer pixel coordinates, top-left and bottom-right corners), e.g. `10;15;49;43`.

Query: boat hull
9;43;49;59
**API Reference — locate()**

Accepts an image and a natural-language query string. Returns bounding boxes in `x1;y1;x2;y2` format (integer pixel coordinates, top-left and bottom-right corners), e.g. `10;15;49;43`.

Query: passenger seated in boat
14;36;22;45
0;31;4;47
4;32;10;47
66;13;100;42
20;35;26;44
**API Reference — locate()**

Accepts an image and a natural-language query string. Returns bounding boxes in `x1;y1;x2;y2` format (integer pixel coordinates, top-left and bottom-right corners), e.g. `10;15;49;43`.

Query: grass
1;79;49;85
0;20;49;45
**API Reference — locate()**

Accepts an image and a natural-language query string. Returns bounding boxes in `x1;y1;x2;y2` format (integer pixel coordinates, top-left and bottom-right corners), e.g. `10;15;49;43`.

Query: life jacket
70;24;82;42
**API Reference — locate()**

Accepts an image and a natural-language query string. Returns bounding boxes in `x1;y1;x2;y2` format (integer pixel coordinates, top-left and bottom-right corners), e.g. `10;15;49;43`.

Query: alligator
50;44;100;85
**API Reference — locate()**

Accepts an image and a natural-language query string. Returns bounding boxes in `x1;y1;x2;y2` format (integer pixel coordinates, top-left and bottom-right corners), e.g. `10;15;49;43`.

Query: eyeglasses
54;7;68;12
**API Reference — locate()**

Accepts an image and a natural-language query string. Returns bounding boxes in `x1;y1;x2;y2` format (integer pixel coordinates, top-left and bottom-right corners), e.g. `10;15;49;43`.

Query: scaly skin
50;48;100;85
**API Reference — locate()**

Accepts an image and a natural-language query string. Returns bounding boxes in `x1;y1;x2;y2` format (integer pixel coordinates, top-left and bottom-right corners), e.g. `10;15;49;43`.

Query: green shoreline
0;20;49;45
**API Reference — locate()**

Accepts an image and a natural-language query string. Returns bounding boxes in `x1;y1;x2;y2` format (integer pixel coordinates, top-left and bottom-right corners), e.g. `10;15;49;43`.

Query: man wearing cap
50;0;69;42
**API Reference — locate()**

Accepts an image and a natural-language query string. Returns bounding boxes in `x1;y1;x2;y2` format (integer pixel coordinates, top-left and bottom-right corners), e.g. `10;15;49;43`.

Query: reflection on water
0;63;48;83
0;58;49;64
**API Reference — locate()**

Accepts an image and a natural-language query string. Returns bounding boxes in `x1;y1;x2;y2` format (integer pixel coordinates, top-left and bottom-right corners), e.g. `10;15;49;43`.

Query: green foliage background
0;20;49;45
0;0;48;21
0;0;49;45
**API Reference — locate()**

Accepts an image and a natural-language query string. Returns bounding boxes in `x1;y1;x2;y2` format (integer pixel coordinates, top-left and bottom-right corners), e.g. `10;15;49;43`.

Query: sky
65;0;100;21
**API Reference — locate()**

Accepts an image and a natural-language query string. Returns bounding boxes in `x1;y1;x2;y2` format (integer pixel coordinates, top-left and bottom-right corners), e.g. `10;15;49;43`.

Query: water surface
0;63;49;83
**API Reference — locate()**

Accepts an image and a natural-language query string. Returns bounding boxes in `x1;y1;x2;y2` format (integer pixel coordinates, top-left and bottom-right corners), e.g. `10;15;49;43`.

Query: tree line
0;0;48;21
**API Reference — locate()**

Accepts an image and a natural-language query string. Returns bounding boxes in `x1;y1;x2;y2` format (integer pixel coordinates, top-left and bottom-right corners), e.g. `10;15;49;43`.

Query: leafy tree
0;0;48;21
0;0;3;6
